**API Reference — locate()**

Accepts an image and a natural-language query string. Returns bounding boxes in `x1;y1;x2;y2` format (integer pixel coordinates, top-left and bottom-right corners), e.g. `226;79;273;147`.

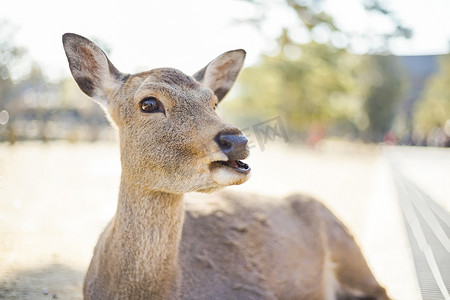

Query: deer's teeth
236;160;249;170
214;159;250;174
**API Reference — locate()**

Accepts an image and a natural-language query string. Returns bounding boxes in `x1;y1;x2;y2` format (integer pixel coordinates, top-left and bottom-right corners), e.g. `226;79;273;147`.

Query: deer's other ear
193;49;246;102
62;33;128;108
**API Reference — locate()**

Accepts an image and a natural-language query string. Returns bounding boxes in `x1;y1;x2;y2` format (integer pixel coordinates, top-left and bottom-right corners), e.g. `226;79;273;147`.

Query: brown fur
62;33;390;300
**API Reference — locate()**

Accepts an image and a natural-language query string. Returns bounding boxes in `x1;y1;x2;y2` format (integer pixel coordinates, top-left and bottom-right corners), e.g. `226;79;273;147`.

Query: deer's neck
113;177;184;296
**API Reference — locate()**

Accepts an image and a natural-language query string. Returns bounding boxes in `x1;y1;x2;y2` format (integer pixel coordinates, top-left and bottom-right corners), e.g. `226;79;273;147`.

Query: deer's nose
215;131;249;160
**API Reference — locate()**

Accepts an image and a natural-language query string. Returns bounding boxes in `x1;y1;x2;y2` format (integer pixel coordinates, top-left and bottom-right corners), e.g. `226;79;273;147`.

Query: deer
62;33;390;300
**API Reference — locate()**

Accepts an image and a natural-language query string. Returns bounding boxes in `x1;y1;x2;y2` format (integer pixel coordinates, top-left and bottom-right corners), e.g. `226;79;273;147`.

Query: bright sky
2;0;450;82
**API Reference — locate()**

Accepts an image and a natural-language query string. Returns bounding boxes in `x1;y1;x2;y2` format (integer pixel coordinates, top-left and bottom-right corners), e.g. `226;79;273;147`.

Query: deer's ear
193;49;246;102
62;33;128;108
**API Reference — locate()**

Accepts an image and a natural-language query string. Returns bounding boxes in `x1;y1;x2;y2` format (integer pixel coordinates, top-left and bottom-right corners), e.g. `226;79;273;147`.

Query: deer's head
63;33;250;193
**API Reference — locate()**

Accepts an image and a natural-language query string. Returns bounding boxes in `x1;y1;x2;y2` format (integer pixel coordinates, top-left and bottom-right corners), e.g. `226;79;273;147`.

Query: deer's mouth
211;159;251;174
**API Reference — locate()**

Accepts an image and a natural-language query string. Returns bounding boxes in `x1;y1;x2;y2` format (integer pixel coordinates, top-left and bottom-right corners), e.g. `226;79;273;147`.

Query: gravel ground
0;141;418;299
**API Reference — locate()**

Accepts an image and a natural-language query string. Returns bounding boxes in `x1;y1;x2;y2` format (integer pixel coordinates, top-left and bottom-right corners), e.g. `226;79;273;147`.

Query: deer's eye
140;97;162;113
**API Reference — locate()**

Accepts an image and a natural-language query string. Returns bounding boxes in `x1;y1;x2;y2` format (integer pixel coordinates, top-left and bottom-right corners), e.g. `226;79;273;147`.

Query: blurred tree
227;0;410;141
0;20;26;143
228;37;368;136
363;0;413;53
0;21;115;143
414;55;450;133
0;21;26;109
363;55;405;142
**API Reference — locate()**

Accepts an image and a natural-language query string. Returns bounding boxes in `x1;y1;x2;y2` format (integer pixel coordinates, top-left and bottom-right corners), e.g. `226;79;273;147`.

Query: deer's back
180;191;333;300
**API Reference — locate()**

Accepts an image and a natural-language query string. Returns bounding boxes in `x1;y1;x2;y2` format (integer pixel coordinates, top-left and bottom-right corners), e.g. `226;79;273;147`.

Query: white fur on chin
211;167;250;187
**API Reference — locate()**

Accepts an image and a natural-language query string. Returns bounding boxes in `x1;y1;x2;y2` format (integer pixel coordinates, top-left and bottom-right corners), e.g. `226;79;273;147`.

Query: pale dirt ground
0;140;418;299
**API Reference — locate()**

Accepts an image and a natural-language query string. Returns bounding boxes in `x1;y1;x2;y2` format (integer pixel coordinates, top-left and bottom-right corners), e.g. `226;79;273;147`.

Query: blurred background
0;0;449;145
0;0;449;299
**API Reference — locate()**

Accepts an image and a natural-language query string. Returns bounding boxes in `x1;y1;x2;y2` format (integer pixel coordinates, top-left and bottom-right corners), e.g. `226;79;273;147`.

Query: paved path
386;147;450;300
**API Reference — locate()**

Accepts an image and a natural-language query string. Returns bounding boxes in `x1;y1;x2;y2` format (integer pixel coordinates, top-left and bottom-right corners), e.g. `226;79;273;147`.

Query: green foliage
228;49;407;141
363;0;413;40
363;55;405;142
414;55;450;132
285;0;338;32
225;0;411;141
226;38;370;137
